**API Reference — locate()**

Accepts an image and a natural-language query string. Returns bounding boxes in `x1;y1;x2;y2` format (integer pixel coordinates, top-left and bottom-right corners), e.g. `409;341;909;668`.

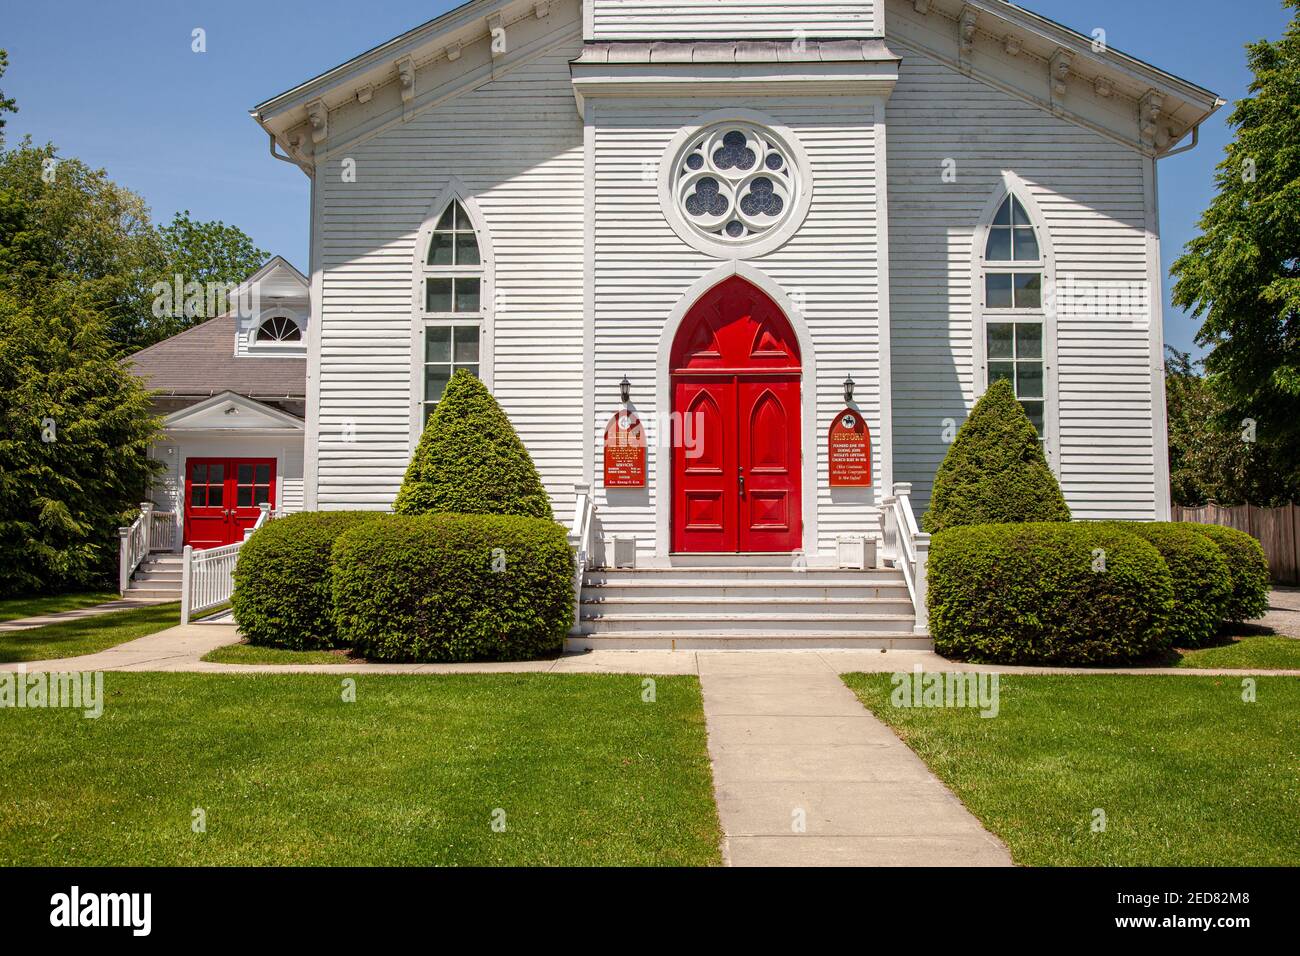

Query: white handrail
148;511;178;552
118;501;154;595
566;482;595;633
881;482;931;635
181;503;272;624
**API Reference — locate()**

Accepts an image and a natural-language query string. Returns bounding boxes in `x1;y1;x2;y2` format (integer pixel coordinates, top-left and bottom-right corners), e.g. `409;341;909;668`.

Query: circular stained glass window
669;122;802;249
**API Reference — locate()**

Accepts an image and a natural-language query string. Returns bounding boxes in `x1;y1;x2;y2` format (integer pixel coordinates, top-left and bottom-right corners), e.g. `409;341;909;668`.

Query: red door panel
738;379;801;552
669;276;802;554
183;457;276;549
673;378;736;553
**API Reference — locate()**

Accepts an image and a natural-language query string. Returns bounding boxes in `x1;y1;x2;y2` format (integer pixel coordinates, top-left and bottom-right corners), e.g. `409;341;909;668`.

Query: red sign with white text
603;411;647;488
828;408;871;487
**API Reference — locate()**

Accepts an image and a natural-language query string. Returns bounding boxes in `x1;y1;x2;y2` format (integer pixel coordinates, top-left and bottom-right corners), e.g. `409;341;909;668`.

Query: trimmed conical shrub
923;379;1070;533
394;369;552;519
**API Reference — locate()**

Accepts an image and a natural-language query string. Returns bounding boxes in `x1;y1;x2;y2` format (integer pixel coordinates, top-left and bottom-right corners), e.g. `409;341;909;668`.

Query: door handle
738;466;745;497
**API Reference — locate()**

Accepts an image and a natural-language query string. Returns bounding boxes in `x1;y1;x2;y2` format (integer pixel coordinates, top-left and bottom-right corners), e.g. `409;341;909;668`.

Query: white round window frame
659;109;814;260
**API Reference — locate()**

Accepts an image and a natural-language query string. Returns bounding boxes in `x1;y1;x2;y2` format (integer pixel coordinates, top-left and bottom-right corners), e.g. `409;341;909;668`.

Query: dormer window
255;314;302;343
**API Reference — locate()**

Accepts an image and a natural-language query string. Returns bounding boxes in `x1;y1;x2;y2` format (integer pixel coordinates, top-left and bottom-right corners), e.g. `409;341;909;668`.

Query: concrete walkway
697;651;1012;866
0;598;171;633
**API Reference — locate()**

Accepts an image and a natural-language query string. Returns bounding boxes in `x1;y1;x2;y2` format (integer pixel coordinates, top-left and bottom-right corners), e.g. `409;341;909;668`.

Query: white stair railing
881;482;931;635
566;482;595;634
118;501;154;595
149;510;178;552
180;503;272;624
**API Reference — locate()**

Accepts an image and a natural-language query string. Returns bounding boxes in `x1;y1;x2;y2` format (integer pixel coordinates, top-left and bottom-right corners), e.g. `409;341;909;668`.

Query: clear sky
2;0;1292;357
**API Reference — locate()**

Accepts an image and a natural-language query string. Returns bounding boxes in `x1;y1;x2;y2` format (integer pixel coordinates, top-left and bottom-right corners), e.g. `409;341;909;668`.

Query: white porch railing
881;482;931;635
180;503;272;625
566;482;595;634
118;503;180;595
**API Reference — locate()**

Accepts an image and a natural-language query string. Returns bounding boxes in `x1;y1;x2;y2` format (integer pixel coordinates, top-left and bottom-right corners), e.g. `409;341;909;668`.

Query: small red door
670;277;802;553
184;458;276;548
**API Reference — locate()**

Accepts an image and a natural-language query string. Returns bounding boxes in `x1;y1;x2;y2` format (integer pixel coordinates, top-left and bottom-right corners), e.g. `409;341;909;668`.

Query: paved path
696;651;1011;866
1257;587;1300;638
0;598;171;633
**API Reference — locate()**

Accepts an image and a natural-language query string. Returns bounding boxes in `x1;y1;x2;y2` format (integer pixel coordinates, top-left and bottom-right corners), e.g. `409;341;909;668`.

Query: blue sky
2;0;1291;356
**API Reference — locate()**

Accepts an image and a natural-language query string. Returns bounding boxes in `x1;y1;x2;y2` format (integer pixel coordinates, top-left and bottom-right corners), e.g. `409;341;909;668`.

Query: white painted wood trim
304;170;323;509
969;170;1060;472
407;178;497;455
1145;154;1171;519
873;102;894;496
582;101;596;486
652;261;819;558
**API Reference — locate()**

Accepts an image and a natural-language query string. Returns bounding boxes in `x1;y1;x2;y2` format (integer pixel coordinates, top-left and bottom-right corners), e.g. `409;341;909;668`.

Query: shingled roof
124;314;306;401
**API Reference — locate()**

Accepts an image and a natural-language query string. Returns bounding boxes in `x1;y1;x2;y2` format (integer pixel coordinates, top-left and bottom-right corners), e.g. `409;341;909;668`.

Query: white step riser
125;588;181;599
584;583;907;601
568;635;930;651
580;616;913;635
582;598;915;617
136;572;183;584
587;570;902;586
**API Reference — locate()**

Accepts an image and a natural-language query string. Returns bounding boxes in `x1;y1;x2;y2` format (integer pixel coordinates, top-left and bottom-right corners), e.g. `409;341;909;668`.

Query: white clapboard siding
886;44;1156;520
589;0;880;39
592;98;882;555
315;37;586;514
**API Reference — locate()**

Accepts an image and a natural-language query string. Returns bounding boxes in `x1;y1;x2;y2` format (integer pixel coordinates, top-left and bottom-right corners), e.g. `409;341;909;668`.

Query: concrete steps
124;555;183;601
569;562;929;651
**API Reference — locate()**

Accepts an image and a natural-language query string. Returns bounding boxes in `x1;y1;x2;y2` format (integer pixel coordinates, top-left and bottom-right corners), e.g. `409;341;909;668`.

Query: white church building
222;0;1220;643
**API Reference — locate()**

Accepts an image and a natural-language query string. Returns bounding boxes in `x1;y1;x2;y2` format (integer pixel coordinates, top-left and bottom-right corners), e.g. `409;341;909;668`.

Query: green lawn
202;642;354;665
1175;634;1300;670
0;603;180;663
0;672;722;866
844;673;1300;866
0;591;119;623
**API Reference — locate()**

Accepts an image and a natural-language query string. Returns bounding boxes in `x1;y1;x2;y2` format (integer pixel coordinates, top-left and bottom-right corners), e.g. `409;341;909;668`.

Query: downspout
1160;123;1200;159
267;130;311;175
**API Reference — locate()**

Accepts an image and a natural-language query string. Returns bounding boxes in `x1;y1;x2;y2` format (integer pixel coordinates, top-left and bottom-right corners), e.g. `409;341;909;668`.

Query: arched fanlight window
255;314;302;342
981;192;1048;440
419;198;484;422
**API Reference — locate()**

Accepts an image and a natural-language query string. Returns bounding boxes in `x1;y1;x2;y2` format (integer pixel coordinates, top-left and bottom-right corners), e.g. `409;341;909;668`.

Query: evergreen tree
923;380;1070;533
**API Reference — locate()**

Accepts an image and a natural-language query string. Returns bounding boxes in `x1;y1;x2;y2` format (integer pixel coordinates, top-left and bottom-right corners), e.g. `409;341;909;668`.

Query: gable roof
124;315;306;401
163;391;305;431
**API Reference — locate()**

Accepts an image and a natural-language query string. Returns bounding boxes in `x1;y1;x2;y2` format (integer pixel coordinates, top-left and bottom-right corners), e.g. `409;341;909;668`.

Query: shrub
232;511;378;649
923;379;1070;533
1098;522;1231;648
928;522;1174;665
331;512;573;662
393;369;552;519
1184;523;1270;623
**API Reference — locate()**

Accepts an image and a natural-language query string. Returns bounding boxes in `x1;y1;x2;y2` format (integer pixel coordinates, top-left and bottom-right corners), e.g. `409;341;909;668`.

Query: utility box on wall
837;535;877;570
613;536;637;569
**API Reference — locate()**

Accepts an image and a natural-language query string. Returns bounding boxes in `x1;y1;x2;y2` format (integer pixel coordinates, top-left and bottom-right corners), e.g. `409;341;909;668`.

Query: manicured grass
0;672;722;866
844;673;1300;866
202;641;353;665
0;603;180;663
0;591;119;623
1174;635;1300;670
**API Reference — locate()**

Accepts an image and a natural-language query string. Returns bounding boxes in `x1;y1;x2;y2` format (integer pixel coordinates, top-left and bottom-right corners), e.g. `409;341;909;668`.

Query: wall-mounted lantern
843;374;855;405
619;375;631;404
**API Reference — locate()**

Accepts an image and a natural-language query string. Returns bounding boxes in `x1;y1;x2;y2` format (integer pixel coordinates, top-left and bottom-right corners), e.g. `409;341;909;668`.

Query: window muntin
671;122;799;246
982;192;1046;437
420;198;483;416
254;314;302;342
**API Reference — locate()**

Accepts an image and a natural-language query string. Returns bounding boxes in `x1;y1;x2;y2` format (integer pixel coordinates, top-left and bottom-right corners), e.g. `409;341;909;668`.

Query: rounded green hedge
330;512;573;662
1101;522;1231;649
232;511;379;649
1184;523;1270;623
928;522;1174;665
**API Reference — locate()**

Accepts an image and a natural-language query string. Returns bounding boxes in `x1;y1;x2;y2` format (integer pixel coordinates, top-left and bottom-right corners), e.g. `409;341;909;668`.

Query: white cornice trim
571;61;899;112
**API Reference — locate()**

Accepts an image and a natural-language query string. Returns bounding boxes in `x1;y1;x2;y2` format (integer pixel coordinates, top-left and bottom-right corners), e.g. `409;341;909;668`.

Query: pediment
164;392;304;432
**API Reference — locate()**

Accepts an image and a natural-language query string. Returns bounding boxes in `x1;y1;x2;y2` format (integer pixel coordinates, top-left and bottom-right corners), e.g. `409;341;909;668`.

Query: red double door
184;458;276;549
671;277;802;553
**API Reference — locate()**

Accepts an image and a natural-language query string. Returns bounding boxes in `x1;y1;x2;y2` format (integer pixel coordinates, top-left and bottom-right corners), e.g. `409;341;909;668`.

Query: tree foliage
923;380;1071;533
0;50;17;139
1170;1;1300;494
394;370;553;519
0;288;160;596
1165;348;1297;505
